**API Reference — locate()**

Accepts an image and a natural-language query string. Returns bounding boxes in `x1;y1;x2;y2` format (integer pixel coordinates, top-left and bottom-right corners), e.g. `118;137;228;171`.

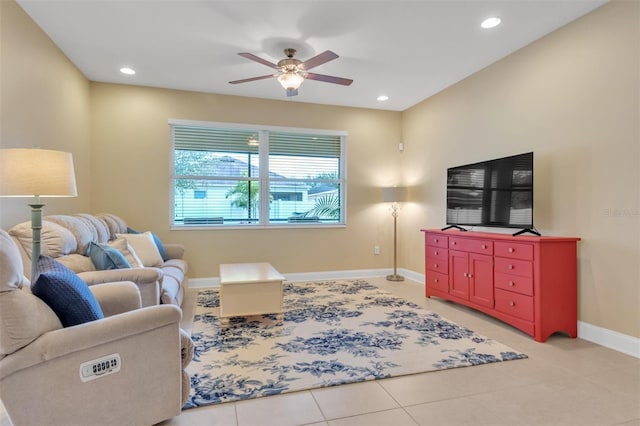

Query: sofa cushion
116;232;163;267
1;230;62;356
127;227;169;261
56;254;97;273
9;220;77;260
96;213;128;240
107;238;143;268
74;213;111;244
88;241;132;270
32;256;104;327
45;215;94;255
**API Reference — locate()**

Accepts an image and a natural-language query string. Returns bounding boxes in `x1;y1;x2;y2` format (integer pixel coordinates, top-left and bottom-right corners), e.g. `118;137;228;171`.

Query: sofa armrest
0;305;181;380
163;243;185;260
78;268;162;307
78;267;162;286
89;281;142;317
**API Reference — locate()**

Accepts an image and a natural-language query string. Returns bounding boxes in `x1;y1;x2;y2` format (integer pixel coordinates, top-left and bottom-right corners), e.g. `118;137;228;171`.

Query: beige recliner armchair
0;229;193;426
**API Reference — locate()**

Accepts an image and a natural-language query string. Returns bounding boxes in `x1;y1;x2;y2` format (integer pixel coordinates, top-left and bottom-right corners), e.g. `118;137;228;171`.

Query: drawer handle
509;300;515;307
481;244;487;249
508;247;515;253
468;273;473;278
508;281;515;287
434;239;439;243
434;264;439;268
435;279;439;283
452;241;457;246
508;264;514;270
434;250;439;256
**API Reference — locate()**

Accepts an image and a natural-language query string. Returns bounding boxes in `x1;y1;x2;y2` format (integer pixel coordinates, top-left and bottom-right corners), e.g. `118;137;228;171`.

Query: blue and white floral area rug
184;279;526;409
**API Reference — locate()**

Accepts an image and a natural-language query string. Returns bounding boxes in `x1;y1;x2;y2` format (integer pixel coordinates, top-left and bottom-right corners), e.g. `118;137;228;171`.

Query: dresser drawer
495;257;533;278
467;239;493;255
448;236;467;251
426;257;448;274
426;247;448;261
426;234;449;248
495;273;534;296
495;241;533;260
495;289;534;322
447;237;491;253
426;271;449;293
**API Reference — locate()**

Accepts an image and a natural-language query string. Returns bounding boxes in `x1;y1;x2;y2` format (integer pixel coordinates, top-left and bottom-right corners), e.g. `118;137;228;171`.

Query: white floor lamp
383;186;408;281
0;148;77;281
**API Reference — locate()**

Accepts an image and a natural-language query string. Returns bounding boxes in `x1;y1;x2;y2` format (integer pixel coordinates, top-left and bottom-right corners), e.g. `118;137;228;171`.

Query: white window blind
170;121;346;228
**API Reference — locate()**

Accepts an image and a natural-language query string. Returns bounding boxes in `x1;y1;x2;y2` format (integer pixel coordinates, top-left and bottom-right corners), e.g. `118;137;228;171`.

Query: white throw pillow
107;238;143;268
116;232;163;267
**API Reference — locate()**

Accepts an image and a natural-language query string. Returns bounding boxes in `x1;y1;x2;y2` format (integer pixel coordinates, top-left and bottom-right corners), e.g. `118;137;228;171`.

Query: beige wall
401;0;639;337
89;83;403;278
0;0;91;226
2;0;638;339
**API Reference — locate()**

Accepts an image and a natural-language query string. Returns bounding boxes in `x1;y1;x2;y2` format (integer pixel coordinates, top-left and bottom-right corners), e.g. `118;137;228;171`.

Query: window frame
169;119;347;230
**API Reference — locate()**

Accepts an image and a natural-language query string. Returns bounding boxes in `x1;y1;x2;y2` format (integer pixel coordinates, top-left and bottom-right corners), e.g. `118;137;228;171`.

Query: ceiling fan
229;48;353;97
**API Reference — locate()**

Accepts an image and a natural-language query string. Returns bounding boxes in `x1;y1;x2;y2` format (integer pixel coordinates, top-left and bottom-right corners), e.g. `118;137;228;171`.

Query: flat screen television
446;152;536;235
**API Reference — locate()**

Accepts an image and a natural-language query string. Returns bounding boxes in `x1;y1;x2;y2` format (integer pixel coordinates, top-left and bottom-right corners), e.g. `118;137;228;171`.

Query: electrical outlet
374;246;380;255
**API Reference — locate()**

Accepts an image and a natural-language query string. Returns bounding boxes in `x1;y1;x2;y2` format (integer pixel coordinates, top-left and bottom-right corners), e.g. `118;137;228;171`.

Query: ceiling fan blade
229;74;275;84
238;52;278;69
305;73;353;86
286;88;298;97
300;50;338;70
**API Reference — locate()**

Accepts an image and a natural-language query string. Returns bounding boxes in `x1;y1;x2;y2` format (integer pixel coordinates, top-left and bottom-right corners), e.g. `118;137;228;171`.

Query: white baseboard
187;277;220;288
187;268;639;358
578;321;640;358
187;268;391;289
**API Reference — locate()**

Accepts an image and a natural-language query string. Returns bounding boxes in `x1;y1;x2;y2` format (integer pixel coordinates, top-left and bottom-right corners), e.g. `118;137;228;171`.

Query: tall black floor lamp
383;186;408;281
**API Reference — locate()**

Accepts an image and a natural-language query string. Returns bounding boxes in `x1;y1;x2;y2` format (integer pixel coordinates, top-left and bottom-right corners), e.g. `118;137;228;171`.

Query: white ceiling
18;0;607;111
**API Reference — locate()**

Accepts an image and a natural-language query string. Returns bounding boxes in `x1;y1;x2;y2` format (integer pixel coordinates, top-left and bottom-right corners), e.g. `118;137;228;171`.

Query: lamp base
386;274;405;282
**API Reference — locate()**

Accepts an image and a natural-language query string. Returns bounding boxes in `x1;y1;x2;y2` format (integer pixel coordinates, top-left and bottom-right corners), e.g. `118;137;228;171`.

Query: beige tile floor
163;277;640;426
2;277;638;426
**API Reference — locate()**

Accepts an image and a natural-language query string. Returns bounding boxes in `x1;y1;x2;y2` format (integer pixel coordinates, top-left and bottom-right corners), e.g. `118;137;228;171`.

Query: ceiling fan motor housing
277;58;302;72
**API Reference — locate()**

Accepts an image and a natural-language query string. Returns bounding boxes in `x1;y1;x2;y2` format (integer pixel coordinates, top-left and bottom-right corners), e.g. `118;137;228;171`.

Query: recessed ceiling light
120;67;136;75
377;95;389;101
481;17;502;29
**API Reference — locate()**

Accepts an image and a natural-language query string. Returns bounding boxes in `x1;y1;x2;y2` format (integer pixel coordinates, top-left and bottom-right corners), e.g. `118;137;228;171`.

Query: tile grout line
375;380;420;425
307;390;329;424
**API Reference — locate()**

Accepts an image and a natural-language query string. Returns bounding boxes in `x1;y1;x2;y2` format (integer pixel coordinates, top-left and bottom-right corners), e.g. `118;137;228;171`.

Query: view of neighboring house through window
170;120;346;227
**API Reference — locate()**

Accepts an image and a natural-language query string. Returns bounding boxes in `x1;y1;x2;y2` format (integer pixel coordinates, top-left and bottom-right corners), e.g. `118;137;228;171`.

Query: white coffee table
218;262;285;326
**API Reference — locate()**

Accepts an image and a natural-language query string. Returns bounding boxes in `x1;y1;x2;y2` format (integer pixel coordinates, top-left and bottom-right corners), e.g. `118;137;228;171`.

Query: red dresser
422;229;580;342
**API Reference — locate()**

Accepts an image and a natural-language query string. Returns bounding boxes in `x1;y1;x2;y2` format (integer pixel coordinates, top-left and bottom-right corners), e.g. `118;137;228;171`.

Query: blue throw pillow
127;227;169;261
32;255;104;327
88;241;131;270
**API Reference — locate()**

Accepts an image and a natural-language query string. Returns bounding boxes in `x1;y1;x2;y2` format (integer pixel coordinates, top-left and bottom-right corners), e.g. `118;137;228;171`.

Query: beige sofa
0;229;193;426
8;213;187;308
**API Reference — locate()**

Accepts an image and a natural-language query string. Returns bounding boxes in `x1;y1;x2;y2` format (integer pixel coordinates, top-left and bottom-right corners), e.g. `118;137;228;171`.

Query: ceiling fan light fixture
278;72;304;90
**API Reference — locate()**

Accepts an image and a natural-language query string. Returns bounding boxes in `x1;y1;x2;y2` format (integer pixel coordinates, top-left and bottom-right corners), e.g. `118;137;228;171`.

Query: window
170;120;346;228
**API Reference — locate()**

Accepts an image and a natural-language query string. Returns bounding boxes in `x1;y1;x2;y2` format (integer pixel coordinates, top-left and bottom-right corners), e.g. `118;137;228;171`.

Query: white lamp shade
0;148;77;197
382;186;408;203
278;72;304;90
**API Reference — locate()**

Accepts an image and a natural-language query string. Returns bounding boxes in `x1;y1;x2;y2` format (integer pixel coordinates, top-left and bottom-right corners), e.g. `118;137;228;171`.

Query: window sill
170;223;346;231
